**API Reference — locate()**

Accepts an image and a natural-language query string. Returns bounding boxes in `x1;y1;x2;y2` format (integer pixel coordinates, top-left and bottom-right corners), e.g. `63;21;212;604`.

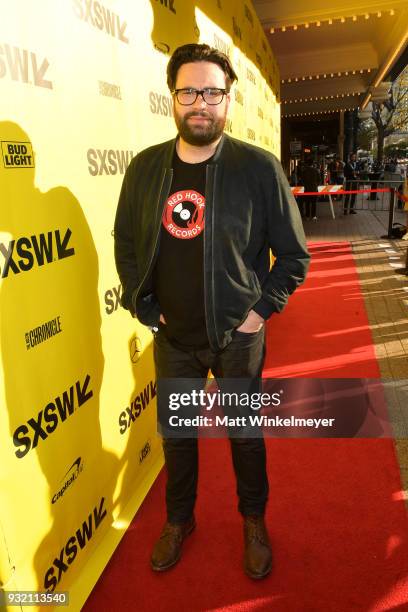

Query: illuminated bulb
345;71;348;75
323;74;327;78
367;68;371;72
282;26;286;31
309;75;312;79
316;21;321;26
390;9;395;16
341;17;345;23
316;74;320;79
377;11;381;17
352;70;356;74
360;69;363;73
337;72;341;76
330;73;334;77
305;23;309;28
293;24;298;30
365;13;369;19
288;78;291;82
270;27;275;33
302;76;305;80
295;77;298;81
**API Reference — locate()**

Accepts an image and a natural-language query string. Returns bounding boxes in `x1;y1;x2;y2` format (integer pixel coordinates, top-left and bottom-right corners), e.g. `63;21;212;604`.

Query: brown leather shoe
243;515;272;579
150;517;195;571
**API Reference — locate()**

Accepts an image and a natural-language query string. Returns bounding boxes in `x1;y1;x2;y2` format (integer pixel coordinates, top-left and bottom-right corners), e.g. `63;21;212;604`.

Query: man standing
344;152;358;214
114;44;310;579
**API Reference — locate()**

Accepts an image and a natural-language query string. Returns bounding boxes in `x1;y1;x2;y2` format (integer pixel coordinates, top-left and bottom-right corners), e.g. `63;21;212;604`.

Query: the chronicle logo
13;374;93;459
44;496;107;592
87;149;134;175
149;92;173;117
119;380;157;434
139;439;151;464
72;0;129;44
1;141;34;168
104;283;122;315
25;316;62;350
0;229;75;279
98;80;122;100
52;457;84;504
0;43;52;89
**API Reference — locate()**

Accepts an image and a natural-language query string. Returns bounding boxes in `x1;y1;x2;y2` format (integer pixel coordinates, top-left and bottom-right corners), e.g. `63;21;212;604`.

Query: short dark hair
167;43;238;91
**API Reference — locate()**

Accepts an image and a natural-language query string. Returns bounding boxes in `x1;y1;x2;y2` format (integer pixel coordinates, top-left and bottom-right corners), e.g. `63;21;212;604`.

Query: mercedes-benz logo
130;336;142;363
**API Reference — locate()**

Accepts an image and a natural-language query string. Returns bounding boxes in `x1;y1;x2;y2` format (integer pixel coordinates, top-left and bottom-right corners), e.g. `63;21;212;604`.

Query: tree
371;66;408;162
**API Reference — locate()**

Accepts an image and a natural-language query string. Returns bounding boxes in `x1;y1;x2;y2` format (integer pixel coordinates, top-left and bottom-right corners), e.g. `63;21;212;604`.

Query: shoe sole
150;521;196;572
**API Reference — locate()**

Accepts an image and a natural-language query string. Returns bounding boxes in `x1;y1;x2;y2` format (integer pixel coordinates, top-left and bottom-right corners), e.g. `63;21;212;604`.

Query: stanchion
387;188;396;238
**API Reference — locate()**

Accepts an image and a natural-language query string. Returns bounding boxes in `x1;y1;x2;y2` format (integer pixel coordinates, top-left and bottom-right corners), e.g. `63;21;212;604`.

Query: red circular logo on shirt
162;190;205;240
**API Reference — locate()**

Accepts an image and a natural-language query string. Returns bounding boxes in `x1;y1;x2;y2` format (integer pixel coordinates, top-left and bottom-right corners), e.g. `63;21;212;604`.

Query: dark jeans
344;180;356;211
305;196;317;218
153;324;269;523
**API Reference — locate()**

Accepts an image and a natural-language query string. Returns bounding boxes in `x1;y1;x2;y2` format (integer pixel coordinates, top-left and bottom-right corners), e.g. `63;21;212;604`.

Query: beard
174;109;227;146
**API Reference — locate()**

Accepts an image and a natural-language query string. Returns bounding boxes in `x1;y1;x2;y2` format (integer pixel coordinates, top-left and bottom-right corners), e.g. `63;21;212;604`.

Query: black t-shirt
153;150;211;348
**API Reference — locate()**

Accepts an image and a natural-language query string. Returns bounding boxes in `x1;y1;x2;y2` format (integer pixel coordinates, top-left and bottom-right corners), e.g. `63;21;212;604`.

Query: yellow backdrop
0;1;280;609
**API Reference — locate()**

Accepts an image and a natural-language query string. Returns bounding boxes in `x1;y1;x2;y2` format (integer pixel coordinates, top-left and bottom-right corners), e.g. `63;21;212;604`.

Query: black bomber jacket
114;133;310;351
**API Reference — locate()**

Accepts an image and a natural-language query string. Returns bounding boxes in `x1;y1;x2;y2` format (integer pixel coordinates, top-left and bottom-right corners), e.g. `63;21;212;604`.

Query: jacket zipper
204;164;220;352
132;168;173;313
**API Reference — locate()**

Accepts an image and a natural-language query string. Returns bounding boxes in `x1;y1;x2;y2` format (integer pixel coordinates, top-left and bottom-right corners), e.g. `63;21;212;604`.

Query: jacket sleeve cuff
252;297;277;320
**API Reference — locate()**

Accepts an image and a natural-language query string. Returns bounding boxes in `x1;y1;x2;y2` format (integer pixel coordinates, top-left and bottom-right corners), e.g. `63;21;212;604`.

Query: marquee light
269;10;395;33
280;68;374;83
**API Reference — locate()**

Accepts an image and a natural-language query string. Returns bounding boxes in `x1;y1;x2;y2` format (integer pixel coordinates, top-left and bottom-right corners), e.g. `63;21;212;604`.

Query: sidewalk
302;195;408;505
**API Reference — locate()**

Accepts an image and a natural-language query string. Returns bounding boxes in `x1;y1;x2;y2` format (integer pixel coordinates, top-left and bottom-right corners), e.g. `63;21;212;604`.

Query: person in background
344;152;358;215
301;157;320;221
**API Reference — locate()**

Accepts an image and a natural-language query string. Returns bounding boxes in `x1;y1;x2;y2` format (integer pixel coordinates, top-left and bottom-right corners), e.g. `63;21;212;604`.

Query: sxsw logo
1;141;34;168
0;229;75;279
118;380;157;434
244;4;254;26
155;0;176;14
104;283;122;315
0;43;52;89
213;33;231;58
232;17;242;40
72;0;129;43
87;149;134;175
149;91;173;117
13;374;93;459
44;496;107;591
225;119;232;134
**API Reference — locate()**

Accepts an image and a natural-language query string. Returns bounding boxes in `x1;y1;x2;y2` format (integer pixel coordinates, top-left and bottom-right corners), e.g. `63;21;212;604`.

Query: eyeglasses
172;88;228;105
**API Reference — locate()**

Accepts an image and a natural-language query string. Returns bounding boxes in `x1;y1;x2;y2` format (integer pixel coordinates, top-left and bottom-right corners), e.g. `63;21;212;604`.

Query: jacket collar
164;133;229;167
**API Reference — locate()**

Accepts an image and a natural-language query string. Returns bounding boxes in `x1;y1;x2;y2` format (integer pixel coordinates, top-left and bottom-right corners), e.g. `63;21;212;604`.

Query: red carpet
84;242;408;612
